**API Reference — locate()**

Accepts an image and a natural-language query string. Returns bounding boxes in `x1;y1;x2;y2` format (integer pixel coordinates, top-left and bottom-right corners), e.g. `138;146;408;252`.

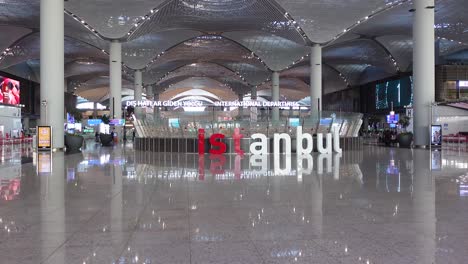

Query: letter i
198;129;205;155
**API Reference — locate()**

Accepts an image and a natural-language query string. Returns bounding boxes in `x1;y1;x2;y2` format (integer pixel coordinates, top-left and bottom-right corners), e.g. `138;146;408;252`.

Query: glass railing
136;106;363;139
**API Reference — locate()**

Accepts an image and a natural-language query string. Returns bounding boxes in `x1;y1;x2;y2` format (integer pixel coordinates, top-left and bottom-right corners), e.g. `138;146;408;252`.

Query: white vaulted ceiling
0;0;467;104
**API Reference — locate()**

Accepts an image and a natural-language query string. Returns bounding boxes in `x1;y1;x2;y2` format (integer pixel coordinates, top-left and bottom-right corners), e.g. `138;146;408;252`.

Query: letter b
296;126;313;154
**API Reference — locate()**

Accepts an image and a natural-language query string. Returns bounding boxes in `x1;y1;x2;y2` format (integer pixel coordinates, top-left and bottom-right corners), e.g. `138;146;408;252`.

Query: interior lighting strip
64;10;104;39
327;0;411;45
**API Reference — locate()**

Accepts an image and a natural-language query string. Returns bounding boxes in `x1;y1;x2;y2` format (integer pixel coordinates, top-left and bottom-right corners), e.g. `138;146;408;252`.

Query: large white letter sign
332;127;342;153
317;133;332;154
250;133;268;155
296;126;313;154
273;133;291;155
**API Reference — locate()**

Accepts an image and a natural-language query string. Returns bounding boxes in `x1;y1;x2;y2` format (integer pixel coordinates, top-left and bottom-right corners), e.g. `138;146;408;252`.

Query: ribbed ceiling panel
65;0;164;39
223;31;309;71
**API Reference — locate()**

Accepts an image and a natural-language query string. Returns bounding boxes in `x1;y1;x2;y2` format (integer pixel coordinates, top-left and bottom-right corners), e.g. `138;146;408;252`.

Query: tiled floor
0;141;467;263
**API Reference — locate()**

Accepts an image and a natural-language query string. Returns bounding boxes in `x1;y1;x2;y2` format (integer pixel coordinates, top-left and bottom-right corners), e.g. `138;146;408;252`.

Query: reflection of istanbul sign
126;100;301;108
198;152;342;179
198;126;342;155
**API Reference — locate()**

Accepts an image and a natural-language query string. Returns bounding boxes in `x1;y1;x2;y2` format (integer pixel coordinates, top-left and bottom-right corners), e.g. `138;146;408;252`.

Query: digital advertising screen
0;76;20;105
37;126;52;150
376;76;413;110
431;125;442;147
386;114;400;124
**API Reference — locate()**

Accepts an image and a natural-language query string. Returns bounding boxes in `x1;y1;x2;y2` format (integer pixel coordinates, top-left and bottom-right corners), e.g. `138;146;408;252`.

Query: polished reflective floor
0;141;467;264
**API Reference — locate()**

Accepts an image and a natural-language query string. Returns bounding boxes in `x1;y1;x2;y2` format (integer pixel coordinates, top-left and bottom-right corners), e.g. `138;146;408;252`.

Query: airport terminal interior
1;0;468;263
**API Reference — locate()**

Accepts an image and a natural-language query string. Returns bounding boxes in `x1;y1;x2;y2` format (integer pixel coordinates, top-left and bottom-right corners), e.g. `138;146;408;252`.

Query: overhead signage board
88;119;102;126
109;119;125;126
126;100;302;108
37;126;52;150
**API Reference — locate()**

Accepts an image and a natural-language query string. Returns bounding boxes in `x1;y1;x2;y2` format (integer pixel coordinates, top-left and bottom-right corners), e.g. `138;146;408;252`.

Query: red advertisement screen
0;76;20;105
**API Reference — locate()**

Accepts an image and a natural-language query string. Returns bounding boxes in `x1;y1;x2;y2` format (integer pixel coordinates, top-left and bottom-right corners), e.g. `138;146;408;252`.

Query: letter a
250;133;268;155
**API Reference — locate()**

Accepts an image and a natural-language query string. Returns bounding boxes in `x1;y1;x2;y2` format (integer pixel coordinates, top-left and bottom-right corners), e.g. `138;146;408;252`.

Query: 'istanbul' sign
126;100;301;108
198;126;342;155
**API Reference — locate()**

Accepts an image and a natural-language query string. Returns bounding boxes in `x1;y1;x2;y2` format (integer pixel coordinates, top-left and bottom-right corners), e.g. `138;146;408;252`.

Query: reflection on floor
0;140;467;263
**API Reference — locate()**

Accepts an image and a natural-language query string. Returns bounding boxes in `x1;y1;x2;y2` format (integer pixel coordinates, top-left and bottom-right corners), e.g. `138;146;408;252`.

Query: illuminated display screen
431;125;442;146
289;118;300;127
88;119;103;126
460;185;468;197
168;118;180;128
0;76;20;105
67;113;75;124
109;119;125;126
459;80;468;87
376;76;413;110
320;118;332;126
386;114;399;124
460;81;468;99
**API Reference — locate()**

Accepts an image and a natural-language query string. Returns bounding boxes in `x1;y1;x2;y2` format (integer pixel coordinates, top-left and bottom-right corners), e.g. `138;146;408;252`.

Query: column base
52;147;65;152
414;145;429;149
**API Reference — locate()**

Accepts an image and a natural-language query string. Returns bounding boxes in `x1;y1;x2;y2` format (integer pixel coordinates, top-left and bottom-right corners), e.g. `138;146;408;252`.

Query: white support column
134;69;143;119
250;86;258;122
238;93;244;118
251;86;257;100
134;70;143;101
413;0;435;147
110;40;122;119
153;87;160;122
272;71;280;122
93;102;98;119
23;116;30;132
310;44;322;117
40;0;64;149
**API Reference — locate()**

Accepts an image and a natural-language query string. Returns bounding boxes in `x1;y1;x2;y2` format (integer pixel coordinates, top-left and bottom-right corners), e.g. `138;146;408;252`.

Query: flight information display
376;76;413;110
